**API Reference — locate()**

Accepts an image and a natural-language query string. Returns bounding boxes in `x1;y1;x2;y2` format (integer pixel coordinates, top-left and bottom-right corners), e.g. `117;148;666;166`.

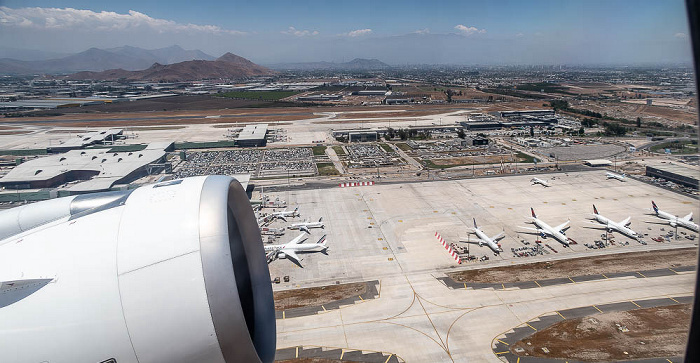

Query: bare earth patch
274;282;367;310
512;304;691;362
448;248;697;283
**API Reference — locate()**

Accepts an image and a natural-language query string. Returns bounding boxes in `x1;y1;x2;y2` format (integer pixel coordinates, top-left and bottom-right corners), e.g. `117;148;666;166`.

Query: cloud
675;32;688;39
0;6;245;35
281;26;319;37
345;28;372;37
516;32;524;38
414;28;430;35
454;24;486;36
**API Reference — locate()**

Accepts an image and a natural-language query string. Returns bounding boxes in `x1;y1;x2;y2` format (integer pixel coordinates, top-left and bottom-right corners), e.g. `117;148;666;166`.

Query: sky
0;0;693;65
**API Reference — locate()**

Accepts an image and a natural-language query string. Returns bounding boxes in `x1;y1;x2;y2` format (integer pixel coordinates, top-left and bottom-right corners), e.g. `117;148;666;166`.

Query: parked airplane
606;171;627;182
460;218;505;255
530;177;551;187
288;217;324;233
265;233;328;267
271;206;300;222
519;208;570;247
588;204;639;239
648;201;699;232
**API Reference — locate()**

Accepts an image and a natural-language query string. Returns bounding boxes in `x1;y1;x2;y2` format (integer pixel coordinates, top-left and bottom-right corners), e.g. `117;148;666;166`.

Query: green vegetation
396;143;412;151
379;143;393;153
650;140;698;154
516;83;572;95
515;152;536;163
423;159;460;169
316;162;340;176
602;122;627;136
312;145;327;156
332;145;346;156
218;91;299;101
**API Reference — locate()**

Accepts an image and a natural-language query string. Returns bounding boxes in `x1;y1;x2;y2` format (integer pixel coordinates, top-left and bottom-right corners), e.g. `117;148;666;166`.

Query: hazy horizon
0;1;693;66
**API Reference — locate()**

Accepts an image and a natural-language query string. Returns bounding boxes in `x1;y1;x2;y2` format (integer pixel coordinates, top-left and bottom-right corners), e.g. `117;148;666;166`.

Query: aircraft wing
490;232;505;241
618;217;631;226
282;250;302;266
554;221;570;232
518;226;542;235
683;212;693;222
277;215;287;222
299;225;310;234
459;239;485;245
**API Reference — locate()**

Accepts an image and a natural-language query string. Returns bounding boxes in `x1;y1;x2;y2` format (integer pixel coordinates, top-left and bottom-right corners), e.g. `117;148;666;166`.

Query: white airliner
271;206;300;222
649;201;698;232
519;208;570;247
588;204;639;239
265;233;328;267
530;177;551;187
288;217;324;233
606;171;627;182
460;218;505;255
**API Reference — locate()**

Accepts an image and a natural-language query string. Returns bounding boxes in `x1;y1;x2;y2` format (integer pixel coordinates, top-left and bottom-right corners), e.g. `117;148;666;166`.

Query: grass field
650;140;698;155
312;145;327;156
331;146;346;156
218;91;299;101
316;162;340;176
396;143;412;151
379;143;393;153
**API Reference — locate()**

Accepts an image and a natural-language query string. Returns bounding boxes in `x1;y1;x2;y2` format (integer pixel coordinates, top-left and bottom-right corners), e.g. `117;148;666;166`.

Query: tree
636;117;642;128
529;127;534;137
578;127;585;135
457;129;466;139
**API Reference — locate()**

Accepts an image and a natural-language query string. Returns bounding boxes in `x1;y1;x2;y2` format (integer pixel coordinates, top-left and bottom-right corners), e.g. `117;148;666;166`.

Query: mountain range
268;58;391;71
66;53;275;81
0;45;215;75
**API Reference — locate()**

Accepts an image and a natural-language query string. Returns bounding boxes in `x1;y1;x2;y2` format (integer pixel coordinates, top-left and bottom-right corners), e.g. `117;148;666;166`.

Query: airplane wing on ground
618;217;631;226
299;225;310;234
277;215;287;222
518;226;543;235
554;221;570;232
491;232;505;241
459;239;485;245
683;212;694;221
282;250;302;267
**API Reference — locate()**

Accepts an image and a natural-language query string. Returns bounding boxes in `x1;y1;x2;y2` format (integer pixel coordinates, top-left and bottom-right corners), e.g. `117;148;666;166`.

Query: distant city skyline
0;0;693;65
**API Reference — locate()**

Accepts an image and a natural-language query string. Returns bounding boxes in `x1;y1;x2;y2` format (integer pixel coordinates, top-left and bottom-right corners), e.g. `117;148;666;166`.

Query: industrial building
235;124;268;147
646;163;699;189
348;131;378;142
463;136;489;146
0;143;169;193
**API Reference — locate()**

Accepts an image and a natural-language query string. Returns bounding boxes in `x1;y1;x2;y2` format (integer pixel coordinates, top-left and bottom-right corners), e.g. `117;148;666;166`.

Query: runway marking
568;277;576;284
322;305;327;312
534;280;542;288
631;300;641;308
593;305;603;313
495;351;510;355
669;296;680;303
340;349;345;359
295;346;299;358
669;268;678;274
359;295;364;301
384;354;394;363
283;311;286;319
517;358;520;363
496;339;509;346
501;283;505;290
556;311;566;319
667;359;674;363
464;282;468;290
637;271;646;278
526;323;537;331
602;274;609;279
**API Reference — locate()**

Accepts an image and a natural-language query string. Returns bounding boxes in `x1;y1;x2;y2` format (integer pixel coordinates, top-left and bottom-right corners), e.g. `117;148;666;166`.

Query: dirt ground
512;304;691;362
429;153;526;166
448;248;697;283
274;282;367;310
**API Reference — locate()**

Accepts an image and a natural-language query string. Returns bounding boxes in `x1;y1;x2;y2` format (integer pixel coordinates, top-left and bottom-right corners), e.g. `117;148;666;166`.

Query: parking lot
173;147;316;178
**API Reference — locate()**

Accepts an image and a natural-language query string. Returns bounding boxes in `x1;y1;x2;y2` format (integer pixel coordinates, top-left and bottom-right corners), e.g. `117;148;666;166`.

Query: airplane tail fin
317;234;327;245
531;208;537;219
593;204;599;215
652;201;659;214
319;217;323;222
473;218;478;228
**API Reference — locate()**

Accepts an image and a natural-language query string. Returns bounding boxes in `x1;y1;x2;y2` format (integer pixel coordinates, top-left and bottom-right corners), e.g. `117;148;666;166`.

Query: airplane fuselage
656;210;699;232
532;218;569;246
473;228;502;253
593;214;638;238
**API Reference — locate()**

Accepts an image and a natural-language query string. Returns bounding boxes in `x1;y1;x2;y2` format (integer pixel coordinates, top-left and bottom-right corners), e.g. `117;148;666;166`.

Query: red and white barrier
339;181;375;188
435;232;461;264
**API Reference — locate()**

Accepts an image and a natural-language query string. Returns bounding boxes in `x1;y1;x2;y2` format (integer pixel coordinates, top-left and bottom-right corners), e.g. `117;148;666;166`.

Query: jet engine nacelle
0;176;275;363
